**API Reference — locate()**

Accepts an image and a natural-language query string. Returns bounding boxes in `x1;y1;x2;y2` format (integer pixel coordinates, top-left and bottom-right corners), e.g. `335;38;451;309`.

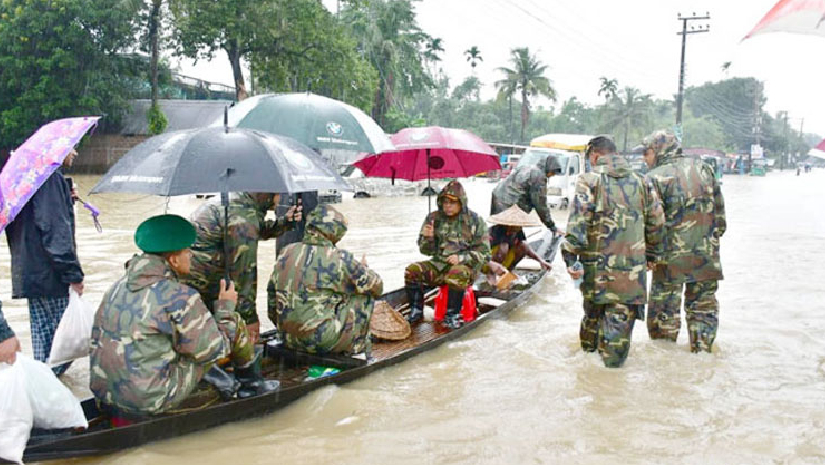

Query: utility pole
750;80;763;173
675;12;710;129
796;118;805;166
781;111;789;171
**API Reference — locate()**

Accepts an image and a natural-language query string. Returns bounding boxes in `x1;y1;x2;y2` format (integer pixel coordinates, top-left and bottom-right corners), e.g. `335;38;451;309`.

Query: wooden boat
19;234;561;462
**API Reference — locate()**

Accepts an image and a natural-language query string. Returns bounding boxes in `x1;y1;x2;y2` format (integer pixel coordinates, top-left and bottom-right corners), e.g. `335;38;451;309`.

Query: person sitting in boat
483;205;552;285
184;192;302;344
405;180;491;329
268;205;383;355
491;153;562;234
90;215;279;418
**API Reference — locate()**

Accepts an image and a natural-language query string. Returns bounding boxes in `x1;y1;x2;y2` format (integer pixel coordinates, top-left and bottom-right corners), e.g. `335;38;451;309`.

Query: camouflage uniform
562;154;664;367
645;133;726;352
90;254;253;416
405;181;491;291
185;193;294;325
268;205;383;355
491;156;558;231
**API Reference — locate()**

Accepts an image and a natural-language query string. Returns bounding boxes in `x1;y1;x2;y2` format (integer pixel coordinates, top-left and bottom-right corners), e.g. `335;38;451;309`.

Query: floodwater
2;170;825;464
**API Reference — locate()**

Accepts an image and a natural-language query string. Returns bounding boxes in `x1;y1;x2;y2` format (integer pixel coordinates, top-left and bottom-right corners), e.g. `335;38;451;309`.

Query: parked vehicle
516;147;584;209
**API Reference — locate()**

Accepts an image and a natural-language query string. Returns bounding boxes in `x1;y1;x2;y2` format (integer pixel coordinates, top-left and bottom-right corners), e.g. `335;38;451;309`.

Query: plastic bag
48;289;95;365
19;354;88;430
0;361;33;464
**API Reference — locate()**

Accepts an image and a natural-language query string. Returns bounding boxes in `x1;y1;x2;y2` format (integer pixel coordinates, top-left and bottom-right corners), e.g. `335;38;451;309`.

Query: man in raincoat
5;149;83;375
643;131;726;352
90;215;279;417
268;205;383;355
185;193;301;343
562;136;664;368
405;180;491;329
491;154;562;233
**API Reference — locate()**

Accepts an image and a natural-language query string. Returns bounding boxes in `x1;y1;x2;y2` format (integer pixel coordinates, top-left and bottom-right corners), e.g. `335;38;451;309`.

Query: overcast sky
174;0;825;137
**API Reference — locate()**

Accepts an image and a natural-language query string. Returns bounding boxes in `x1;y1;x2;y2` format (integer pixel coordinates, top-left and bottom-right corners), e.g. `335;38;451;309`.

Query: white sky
174;0;825;137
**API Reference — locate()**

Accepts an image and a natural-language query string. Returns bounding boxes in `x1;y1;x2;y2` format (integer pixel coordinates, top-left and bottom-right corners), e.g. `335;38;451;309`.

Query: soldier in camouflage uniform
268;205;383;355
405;180;491;329
562;136;664;368
491;154;562;232
185;193;301;342
643;130;726;352
90;215;278;417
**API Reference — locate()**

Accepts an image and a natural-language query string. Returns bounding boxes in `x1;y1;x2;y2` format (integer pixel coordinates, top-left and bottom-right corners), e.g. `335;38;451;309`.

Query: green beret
134;214;196;253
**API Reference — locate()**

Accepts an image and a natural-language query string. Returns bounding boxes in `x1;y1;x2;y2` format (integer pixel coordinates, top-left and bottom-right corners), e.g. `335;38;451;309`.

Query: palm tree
423;37;444;78
464;46;483;70
602;87;652;153
597;77;618;103
494;47;556;143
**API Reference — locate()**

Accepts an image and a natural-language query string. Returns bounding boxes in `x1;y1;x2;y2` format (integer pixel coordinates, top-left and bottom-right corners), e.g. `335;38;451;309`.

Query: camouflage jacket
268;205;383;339
185;193;294;324
90;254;238;415
562;154;665;305
419;181;491;270
647;149;726;283
491;163;555;229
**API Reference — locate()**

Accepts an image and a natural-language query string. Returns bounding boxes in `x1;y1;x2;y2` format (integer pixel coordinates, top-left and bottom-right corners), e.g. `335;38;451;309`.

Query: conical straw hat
370;301;411;341
488;205;543;227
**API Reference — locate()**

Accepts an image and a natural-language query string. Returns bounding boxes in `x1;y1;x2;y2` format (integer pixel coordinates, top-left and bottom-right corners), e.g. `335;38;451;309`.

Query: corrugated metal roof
120;99;233;135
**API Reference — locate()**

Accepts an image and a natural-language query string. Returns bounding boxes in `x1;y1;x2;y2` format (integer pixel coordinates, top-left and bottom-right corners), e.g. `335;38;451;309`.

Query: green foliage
0;0;141;149
495;47;556;143
147;103;168;135
341;0;434;129
685;77;763;152
251;0;377;113
600;87;652;153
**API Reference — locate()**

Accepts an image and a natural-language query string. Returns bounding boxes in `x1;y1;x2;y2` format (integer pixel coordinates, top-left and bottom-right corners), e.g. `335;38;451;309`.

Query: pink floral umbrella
353;126;500;210
0;116;101;232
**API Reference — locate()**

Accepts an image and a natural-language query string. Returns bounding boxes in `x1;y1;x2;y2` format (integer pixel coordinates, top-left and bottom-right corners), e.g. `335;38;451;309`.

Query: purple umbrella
0;116;101;232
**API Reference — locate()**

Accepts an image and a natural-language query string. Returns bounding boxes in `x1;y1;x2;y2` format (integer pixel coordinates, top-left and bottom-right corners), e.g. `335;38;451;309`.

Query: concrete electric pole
675;12;710;129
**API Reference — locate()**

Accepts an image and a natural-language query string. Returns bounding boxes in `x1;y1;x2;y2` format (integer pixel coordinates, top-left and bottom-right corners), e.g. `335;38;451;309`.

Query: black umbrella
91;125;351;279
90;126;349;196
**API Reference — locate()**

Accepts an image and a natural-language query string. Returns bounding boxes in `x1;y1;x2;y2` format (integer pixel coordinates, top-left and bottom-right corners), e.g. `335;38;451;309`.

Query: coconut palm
464;46;483;70
494;47;556;143
602;86;652;153
597;77;618;103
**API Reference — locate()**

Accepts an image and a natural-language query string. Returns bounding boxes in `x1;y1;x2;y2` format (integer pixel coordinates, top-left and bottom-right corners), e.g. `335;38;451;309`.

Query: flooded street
3;170;825;464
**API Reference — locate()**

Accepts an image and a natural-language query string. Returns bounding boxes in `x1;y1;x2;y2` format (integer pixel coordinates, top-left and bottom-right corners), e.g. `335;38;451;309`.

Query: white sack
0;360;33;464
48;289;95;365
19;355;88;430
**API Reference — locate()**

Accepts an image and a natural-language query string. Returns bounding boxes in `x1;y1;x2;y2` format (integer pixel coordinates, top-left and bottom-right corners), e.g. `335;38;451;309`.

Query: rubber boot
235;349;280;399
444;288;465;330
405;285;424;323
202;365;240;400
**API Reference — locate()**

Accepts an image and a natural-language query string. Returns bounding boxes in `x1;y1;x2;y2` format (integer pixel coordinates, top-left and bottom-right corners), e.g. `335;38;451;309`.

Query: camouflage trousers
404;260;475;290
647;279;719;353
225;312;256;368
580;301;641;368
284;295;375;355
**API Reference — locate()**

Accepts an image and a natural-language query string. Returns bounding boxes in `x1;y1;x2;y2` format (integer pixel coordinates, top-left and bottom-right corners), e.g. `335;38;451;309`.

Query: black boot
202;365;240;400
235;349;280;399
405;285;424;323
445;288;465;330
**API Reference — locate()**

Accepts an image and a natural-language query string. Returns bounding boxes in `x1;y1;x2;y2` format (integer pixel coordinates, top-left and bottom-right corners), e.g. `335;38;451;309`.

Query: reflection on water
2;172;825;464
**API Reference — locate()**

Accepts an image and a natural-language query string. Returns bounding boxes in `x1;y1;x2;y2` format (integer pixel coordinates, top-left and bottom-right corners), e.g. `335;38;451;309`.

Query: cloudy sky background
175;0;825;137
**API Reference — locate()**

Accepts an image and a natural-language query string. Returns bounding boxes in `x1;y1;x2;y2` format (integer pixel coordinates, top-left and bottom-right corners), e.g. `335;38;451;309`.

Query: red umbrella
744;0;825;40
353;126;500;210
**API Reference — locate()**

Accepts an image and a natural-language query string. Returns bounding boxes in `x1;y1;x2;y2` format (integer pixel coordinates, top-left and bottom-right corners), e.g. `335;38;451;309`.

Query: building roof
120;99;232;135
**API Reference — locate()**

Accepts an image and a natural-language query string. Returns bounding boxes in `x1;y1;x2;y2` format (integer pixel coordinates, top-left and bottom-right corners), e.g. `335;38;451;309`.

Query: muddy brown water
2;171;824;464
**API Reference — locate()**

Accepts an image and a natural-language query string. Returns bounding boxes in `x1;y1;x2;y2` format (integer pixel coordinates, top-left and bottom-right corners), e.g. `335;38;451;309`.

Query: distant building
72;99;231;173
